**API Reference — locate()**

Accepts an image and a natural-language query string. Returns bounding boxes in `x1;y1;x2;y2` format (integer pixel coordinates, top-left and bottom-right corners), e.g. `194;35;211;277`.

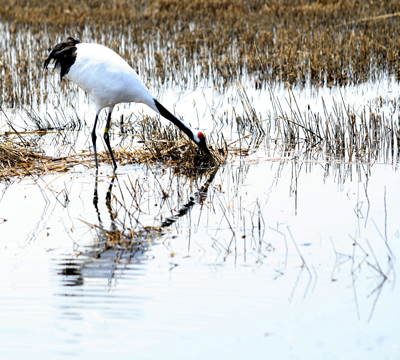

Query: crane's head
195;132;217;166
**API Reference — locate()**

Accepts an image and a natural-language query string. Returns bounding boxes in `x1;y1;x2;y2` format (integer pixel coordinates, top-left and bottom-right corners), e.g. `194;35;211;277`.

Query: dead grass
118;114;226;169
0;138;222;179
0;0;399;178
0;115;226;179
0;137;85;179
1;0;400;108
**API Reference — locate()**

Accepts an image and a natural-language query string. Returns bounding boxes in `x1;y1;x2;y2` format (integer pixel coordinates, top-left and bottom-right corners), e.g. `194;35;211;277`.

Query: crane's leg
91;114;99;169
104;109;118;170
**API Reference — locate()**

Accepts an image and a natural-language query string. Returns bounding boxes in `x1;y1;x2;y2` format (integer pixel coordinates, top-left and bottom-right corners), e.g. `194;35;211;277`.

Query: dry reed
1;0;400;108
0;0;398;178
0;114;226;179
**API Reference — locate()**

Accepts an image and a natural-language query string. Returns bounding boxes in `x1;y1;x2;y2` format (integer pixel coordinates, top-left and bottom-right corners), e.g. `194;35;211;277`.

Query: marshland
0;1;399;359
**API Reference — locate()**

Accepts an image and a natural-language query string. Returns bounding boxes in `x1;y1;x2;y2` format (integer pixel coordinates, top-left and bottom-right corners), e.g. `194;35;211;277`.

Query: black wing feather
44;37;81;79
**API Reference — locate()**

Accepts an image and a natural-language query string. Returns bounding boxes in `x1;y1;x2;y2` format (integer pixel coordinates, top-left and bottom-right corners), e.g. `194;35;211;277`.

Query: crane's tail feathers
44;37;81;79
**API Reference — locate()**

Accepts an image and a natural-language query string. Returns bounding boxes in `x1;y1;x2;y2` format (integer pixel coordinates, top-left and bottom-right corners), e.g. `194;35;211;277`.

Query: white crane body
65;43;157;114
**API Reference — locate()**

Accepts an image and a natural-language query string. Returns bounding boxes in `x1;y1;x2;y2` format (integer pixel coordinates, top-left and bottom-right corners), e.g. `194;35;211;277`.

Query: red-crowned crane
44;37;216;170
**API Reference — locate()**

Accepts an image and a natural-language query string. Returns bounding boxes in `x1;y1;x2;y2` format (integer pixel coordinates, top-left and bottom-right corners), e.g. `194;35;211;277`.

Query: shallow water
1;147;399;359
1;29;400;359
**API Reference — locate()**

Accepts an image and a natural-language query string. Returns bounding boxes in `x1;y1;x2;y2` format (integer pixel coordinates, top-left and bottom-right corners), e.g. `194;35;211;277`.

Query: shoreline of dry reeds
1;84;398;181
0;124;226;180
1;1;400;108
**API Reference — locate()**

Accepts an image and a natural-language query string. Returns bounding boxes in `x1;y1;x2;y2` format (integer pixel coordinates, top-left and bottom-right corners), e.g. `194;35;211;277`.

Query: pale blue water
0;154;399;359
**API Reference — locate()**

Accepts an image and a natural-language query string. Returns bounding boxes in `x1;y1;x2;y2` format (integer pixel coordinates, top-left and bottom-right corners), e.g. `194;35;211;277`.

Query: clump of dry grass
0;135;100;179
115;137;224;169
114;114;226;170
0;139;40;168
0;115;226;179
0;137;58;179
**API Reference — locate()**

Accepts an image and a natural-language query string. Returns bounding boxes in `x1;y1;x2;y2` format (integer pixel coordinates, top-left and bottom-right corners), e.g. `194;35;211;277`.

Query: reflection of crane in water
159;167;218;227
58;168;219;287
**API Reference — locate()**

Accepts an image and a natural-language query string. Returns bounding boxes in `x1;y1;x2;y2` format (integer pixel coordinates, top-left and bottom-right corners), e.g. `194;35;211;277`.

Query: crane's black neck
153;99;194;142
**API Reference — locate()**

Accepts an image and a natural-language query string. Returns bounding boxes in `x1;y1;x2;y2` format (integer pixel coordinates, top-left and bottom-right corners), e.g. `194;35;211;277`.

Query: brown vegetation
0;115;225;179
1;0;399;108
0;0;399;178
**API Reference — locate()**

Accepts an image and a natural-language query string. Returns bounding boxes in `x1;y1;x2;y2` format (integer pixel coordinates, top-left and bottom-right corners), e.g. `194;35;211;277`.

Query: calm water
0;151;399;359
1;30;400;358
